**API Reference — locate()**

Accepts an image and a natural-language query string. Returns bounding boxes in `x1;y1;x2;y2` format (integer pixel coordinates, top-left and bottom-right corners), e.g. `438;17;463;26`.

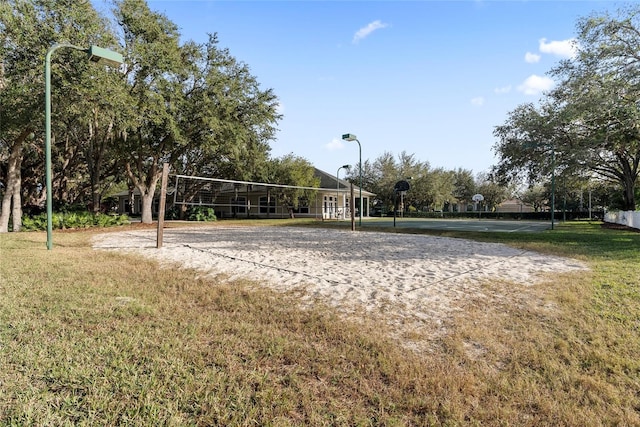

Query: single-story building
495;199;536;213
116;168;375;220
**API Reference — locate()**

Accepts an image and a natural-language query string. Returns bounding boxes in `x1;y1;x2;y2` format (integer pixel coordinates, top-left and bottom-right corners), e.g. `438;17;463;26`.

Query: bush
164;205;218;221
20;212;130;231
20;215;47;231
187;206;217;222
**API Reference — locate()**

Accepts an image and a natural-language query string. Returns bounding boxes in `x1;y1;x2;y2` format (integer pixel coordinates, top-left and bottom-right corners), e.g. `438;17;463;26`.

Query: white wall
604;210;640;230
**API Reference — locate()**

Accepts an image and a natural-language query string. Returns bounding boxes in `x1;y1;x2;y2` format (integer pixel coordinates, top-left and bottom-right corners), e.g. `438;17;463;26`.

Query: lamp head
342;164;351;169
87;45;123;67
341;133;357;142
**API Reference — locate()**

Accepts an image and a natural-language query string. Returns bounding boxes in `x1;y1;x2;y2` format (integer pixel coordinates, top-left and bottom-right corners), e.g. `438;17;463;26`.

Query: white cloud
517;74;555;95
471;97;485;106
525;52;541;63
539;38;577;58
325;138;345;151
494;85;512;94
352;20;389;44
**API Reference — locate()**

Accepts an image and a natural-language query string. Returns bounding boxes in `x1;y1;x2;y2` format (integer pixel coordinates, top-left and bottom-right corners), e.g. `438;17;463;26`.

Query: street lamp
336;164;350;219
342;133;362;226
45;43;123;250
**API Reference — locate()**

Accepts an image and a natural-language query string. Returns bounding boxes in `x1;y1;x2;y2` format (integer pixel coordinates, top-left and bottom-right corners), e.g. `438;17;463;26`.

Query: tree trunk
87;114;114;213
126;162;163;224
88;138;103;212
0;131;28;233
0;187;13;233
140;190;155;224
616;151;639;211
623;175;636;210
10;186;22;232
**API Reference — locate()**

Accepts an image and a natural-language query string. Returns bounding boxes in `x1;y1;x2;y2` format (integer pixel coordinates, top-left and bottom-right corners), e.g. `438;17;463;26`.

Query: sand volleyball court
93;226;588;347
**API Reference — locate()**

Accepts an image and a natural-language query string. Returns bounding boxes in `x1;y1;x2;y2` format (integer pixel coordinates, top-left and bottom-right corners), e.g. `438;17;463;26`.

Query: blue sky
98;0;619;176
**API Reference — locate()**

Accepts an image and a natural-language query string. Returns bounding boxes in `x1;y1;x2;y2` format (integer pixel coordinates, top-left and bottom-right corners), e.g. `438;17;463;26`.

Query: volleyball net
171;174;352;220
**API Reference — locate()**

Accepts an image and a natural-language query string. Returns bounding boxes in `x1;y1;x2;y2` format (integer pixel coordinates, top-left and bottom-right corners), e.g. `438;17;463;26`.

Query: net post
156;163;170;248
350;183;355;231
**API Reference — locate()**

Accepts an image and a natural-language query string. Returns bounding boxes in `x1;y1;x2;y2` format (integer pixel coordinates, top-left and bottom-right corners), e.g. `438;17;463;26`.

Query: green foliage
475;173;509;210
354;152;486;213
20;212;130;231
114;1;280;223
165;205;217;221
1;0;279;228
266;154;319;217
452;168;476;203
0;0;123;223
518;184;547;212
361;151;432;212
186;207;217;222
19;215;45;231
493;6;640;210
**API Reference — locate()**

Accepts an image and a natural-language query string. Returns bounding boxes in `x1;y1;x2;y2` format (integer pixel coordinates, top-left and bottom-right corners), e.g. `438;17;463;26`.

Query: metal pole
156;163;169;248
46;44;86;249
336;167;340;219
393;191;397;227
563;176;567;223
45;47;55;250
336;165;349;220
342;134;362;226
551;149;555;230
350;183;355;231
356;139;362;226
45;44;84;249
44;43;122;249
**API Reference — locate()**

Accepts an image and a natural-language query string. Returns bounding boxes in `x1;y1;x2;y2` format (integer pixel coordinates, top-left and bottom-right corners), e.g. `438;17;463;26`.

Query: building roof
313;168;375;196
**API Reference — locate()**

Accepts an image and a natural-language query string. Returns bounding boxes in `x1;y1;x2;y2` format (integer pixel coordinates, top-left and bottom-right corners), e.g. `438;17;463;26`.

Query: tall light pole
550;148;556;230
336;164;350;219
342;133;362;226
45;43;123;250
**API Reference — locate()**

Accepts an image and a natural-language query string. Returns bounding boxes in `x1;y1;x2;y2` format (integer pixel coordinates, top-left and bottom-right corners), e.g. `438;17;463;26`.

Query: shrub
187;206;217;222
20;215;46;231
20;211;130;231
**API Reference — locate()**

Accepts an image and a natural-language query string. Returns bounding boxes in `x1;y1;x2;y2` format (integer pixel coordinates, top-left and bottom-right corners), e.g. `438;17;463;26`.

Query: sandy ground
93;226;588;348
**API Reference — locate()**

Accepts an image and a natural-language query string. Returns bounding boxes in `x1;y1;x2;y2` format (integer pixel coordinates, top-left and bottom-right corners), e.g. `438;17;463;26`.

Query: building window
294;197;310;214
259;196;276;214
233;197;246;214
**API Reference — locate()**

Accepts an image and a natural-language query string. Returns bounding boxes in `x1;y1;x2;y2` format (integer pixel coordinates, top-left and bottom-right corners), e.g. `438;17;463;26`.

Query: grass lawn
1;221;639;425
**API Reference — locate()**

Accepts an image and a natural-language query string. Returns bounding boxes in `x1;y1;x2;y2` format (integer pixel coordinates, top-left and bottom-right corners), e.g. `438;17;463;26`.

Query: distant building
495;199;536;213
